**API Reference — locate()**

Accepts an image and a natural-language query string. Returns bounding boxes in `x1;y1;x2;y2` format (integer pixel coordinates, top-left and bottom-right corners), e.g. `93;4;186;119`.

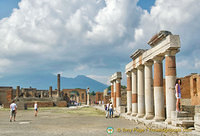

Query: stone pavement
0;106;199;136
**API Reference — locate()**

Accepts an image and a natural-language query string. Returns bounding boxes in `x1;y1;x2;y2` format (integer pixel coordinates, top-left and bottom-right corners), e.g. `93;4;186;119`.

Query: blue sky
0;0;199;86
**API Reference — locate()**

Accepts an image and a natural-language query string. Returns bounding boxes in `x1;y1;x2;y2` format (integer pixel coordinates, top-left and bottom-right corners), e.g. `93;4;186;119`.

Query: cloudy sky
0;0;199;85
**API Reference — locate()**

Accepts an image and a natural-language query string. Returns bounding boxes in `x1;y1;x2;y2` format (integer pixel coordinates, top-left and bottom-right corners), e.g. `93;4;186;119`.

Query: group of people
9;100;38;122
104;102;113;118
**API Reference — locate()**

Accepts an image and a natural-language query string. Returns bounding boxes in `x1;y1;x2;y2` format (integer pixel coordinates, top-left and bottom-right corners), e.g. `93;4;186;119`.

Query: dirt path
0;107;196;136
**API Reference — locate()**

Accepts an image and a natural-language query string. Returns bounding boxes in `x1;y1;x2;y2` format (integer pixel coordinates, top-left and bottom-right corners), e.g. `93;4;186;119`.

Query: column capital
116;78;121;83
137;65;144;70
131;68;137;73
165;49;179;57
144;61;153;66
153;56;164;63
126;71;131;77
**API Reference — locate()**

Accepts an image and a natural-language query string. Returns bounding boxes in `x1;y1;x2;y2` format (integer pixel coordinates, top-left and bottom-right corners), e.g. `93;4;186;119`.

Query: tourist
109;102;113;118
175;79;181;112
10;100;17;122
105;102;109;118
34;101;38;117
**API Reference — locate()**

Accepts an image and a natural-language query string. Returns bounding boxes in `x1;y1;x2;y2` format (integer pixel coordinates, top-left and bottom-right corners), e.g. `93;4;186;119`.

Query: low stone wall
56;101;67;107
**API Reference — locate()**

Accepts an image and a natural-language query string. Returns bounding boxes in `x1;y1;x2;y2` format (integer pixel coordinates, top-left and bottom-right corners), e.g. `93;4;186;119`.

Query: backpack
105;105;107;111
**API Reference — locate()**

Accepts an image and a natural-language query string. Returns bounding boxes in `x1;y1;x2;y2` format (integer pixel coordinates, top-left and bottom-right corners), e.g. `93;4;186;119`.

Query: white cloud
0;0;199;84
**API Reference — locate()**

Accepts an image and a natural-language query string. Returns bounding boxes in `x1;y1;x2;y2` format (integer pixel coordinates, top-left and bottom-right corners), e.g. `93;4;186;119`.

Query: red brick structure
95;92;103;104
62;89;86;104
0;87;13;105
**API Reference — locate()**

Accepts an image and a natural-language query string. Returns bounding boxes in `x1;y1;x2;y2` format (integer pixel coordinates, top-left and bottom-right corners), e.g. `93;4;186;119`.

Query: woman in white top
34;101;38;117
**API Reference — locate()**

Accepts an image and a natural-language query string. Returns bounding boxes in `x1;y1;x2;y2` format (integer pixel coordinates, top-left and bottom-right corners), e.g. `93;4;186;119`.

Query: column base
127;112;132;115
165;118;172;124
131;113;137;116
143;113;154;120
136;113;145;118
154;116;165;122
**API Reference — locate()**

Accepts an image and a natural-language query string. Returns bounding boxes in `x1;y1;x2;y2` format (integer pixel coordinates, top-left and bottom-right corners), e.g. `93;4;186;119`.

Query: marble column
57;74;61;97
153;56;165;121
116;79;121;109
49;86;52;98
165;50;177;123
87;88;90;105
131;69;138;116
126;72;132;115
144;61;154;119
16;86;20;98
111;82;114;104
137;65;145;118
41;91;44;98
113;81;116;108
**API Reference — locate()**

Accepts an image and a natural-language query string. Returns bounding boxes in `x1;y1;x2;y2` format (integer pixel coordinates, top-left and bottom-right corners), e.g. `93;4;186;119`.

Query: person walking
10;100;17;122
34;101;38;117
105;102;110;118
109;102;113;118
175;79;181;112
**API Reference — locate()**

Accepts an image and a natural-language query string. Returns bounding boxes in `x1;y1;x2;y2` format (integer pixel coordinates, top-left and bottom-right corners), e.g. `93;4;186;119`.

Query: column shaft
165;51;177;123
116;79;121;109
111;83;114;104
154;57;165;121
126;72;132;115
144;62;154;119
57;74;60;97
49;86;52;98
131;69;137;116
137;65;145;118
16;86;20;98
113;81;116;108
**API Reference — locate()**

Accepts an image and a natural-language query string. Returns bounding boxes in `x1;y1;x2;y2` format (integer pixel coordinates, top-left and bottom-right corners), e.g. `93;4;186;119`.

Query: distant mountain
0;73;108;92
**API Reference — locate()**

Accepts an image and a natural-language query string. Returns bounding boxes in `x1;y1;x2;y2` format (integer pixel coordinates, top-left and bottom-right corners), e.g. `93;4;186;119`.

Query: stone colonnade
110;72;122;112
125;31;180;123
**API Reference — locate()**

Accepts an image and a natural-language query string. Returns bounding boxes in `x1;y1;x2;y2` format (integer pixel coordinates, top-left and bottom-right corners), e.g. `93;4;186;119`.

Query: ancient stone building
125;31;180;122
0;87;13;106
95;92;103;104
62;89;86;105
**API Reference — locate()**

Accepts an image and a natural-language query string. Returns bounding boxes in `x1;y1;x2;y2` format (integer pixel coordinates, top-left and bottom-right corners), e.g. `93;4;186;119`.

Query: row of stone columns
126;50;177;123
110;73;122;111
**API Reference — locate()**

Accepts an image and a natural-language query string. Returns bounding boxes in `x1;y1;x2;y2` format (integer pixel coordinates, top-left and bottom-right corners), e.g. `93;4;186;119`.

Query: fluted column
165;50;177;123
111;82;114;104
116;79;121;108
153;56;165;121
137;65;145;118
131;69;137;116
144;61;154;119
126;72;132;115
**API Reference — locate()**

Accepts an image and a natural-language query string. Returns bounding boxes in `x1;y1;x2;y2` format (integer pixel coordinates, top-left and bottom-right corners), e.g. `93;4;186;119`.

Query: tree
90;91;96;96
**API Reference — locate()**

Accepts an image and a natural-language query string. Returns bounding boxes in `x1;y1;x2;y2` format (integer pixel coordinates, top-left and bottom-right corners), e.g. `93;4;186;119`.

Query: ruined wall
0;87;13;105
190;74;200;105
95;92;103;103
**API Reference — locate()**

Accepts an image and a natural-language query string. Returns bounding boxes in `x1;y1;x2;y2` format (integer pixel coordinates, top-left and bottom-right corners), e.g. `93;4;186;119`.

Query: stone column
16;86;20;98
116;78;121;109
126;72;132;115
131;69;138;116
137;65;145;118
41;91;44;98
113;81;116;108
49;86;52;98
87;88;90;105
153;56;165;121
165;50;177;123
111;82;114;104
57;74;60;97
144;61;154;119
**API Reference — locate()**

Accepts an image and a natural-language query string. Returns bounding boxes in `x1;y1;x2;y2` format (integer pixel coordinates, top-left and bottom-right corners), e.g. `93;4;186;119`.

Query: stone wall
0;87;13;105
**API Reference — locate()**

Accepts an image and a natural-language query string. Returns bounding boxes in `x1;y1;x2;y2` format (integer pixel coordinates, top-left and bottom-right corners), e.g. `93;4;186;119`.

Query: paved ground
0;106;198;136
